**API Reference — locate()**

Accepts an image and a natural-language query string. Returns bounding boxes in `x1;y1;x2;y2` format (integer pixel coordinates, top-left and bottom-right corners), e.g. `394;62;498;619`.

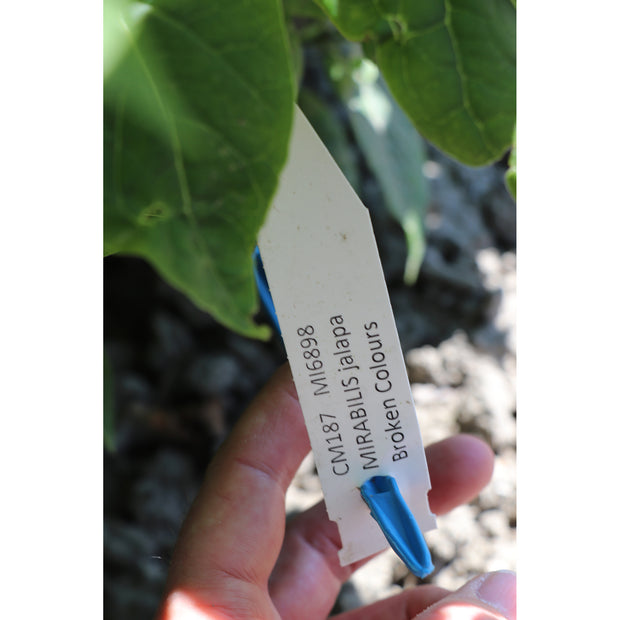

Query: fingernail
475;570;516;619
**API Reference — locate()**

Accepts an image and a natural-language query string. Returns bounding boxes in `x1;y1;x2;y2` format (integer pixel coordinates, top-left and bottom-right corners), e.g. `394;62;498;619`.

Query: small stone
185;354;240;396
479;509;510;539
129;449;199;548
347;551;400;606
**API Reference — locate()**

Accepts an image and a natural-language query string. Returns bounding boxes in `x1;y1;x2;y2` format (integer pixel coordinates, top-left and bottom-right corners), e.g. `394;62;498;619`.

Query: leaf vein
443;0;495;157
120;13;193;218
147;3;271;113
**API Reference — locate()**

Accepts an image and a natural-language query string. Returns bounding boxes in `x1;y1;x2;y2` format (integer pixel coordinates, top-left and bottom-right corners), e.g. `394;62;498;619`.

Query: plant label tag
258;107;436;566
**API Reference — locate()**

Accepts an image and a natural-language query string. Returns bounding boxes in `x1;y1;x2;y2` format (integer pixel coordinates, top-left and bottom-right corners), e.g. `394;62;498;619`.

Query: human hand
157;364;516;620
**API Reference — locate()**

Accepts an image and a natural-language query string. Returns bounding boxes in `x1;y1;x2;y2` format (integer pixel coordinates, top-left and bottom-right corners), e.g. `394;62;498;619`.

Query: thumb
415;571;516;620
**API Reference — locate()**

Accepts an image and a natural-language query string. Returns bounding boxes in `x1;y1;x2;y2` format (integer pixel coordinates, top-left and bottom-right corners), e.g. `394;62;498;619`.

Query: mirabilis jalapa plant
104;0;516;339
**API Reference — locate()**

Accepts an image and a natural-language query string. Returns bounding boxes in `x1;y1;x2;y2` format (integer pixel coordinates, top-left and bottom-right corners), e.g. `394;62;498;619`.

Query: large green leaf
104;0;295;338
316;0;516;166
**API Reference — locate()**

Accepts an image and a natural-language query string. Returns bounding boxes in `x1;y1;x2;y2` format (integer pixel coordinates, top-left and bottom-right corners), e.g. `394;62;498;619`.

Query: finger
332;585;450;620
160;364;311;618
269;435;494;619
425;434;495;515
415;571;516;620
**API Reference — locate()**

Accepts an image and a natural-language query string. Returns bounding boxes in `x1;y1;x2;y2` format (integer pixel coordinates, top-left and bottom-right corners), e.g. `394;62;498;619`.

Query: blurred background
104;43;516;619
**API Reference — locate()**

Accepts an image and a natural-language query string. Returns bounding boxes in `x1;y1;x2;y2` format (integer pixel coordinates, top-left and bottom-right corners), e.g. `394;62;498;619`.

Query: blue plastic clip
253;247;281;334
360;475;434;578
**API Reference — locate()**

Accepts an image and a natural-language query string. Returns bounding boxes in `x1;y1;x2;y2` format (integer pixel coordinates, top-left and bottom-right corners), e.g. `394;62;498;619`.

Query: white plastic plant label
258;107;436;566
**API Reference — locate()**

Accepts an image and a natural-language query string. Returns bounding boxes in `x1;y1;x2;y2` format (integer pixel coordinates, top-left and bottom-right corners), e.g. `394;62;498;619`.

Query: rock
481;183;517;250
425;504;496;590
184;353;241;396
476;448;517;524
408;327;516;451
472;249;517;360
340;551;400;608
479;509;511;539
285;453;323;515
129;449;199;549
147;312;194;372
457;354;516;450
412;383;461;446
105;519;159;568
407;342;464;387
104;519;167;619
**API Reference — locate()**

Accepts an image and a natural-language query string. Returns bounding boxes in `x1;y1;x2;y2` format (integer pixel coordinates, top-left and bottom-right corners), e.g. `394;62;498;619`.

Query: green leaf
283;0;329;21
104;0;295;338
314;0;397;41
297;88;361;191
338;59;430;283
505;131;516;198
317;0;516;166
286;14;305;93
104;0;141;79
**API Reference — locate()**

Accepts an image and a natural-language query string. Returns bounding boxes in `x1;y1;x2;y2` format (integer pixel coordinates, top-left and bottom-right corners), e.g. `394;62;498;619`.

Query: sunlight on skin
417;571;516;620
160;591;513;620
422;604;508;620
160;591;228;620
159;583;515;620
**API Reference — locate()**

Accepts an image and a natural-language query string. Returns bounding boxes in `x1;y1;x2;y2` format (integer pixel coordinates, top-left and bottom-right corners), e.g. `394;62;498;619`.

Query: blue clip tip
360;475;434;578
253;247;281;335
